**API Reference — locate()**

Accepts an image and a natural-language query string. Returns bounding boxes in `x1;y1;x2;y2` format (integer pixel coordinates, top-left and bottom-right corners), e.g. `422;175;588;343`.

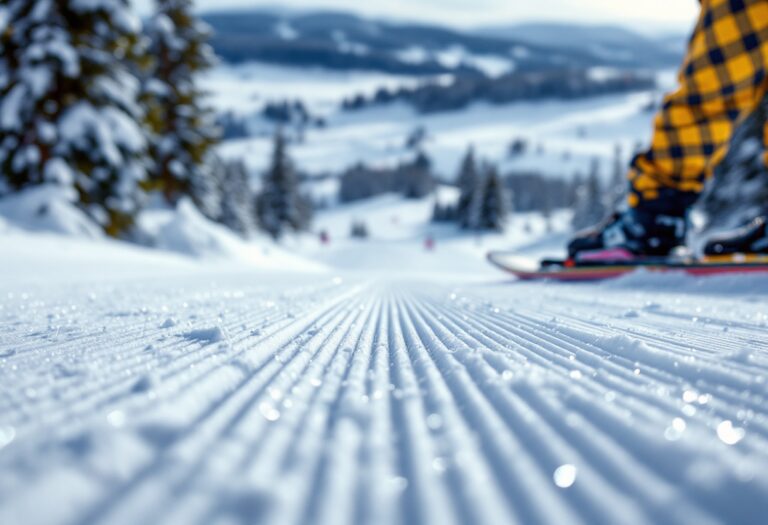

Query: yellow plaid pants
629;0;768;214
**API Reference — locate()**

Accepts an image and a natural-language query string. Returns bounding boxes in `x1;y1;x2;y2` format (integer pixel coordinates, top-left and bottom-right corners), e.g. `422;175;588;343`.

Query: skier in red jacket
568;0;768;260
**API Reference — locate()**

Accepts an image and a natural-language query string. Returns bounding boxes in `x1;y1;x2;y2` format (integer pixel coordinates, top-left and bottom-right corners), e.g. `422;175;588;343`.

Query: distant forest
342;69;656;114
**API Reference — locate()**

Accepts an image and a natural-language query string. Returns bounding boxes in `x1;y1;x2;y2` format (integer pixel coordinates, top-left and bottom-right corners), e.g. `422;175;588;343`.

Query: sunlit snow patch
716;421;745;445
553;464;578;488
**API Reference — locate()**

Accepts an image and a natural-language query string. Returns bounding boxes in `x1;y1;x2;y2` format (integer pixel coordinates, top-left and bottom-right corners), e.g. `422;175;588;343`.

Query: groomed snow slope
1;263;768;525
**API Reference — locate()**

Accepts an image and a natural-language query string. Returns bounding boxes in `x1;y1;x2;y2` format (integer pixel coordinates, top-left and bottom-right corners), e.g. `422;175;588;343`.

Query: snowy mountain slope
202;9;633;76
1;261;767;525
478;23;684;68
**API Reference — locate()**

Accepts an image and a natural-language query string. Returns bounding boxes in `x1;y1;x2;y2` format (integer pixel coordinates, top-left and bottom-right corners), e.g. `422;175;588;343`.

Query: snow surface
1;193;768;525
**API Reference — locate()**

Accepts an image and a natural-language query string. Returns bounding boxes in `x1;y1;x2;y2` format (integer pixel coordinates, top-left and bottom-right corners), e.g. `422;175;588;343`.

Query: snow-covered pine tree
257;131;311;240
542;190;553;233
143;0;219;205
571;159;606;230
456;146;480;226
189;153;223;221
699;94;768;229
568;172;583;210
219;159;257;237
395;150;435;199
0;0;149;235
478;164;510;232
462;169;486;230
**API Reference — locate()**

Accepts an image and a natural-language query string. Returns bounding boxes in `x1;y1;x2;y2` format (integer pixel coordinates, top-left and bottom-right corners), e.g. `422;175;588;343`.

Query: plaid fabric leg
628;0;768;215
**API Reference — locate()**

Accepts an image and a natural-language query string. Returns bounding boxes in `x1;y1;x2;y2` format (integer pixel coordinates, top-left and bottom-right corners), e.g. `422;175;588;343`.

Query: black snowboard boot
704;217;768;256
568;209;687;260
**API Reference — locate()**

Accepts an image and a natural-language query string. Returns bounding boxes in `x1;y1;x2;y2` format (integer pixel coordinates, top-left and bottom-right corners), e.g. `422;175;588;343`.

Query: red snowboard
487;252;768;282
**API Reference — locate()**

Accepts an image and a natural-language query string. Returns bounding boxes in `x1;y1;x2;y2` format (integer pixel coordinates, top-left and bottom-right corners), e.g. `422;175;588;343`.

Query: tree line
342;69;656;115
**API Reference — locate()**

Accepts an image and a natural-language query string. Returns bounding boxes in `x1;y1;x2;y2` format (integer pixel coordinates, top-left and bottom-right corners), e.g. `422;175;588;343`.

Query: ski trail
1;276;767;525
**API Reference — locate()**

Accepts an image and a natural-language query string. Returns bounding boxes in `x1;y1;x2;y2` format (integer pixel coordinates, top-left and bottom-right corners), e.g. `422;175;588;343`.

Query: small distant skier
319;230;330;246
568;0;768;260
424;235;435;251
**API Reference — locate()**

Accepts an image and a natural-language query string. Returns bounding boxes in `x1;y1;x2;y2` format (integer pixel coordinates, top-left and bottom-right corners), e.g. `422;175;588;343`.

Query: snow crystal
258;402;281;422
716;421;745;445
664;418;687;441
682;390;699;403
106;409;127;428
553;464;577;488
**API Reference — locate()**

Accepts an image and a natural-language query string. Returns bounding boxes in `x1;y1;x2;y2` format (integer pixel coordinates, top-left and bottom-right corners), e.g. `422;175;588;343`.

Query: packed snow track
1;273;767;525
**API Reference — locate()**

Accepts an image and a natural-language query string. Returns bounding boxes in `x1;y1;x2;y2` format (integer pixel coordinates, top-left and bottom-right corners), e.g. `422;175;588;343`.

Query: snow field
1;270;767;525
299;192;571;276
211;63;677;182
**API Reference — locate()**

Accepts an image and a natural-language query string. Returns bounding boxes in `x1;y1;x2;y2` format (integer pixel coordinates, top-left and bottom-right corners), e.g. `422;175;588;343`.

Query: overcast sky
134;0;700;33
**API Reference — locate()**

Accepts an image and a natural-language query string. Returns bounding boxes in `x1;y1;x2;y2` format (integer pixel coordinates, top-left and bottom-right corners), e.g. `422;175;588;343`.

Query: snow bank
149;198;326;272
0;189;323;276
154;198;240;258
0;184;102;238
